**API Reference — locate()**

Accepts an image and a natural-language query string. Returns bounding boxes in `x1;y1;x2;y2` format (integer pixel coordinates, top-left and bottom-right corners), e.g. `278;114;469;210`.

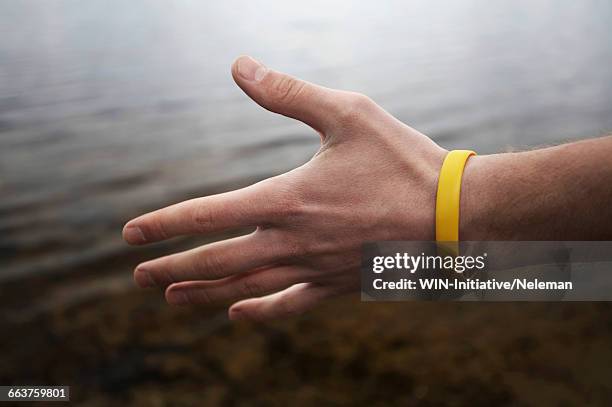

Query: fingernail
237;56;267;82
135;267;156;288
168;290;189;306
124;225;146;244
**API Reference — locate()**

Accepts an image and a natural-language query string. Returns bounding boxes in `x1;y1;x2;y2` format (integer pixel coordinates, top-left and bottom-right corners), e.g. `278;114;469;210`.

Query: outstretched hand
123;56;447;321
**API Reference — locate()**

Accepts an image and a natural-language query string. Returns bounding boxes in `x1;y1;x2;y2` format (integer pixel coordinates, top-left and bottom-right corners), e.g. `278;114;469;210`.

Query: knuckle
148;213;168;240
192;200;215;231
258;229;299;263
240;278;264;298
270;177;308;220
197;253;225;279
255;176;304;222
284;236;309;259
268;75;305;106
194;288;212;304
277;194;306;220
350;92;375;109
260;228;308;260
336;92;375;123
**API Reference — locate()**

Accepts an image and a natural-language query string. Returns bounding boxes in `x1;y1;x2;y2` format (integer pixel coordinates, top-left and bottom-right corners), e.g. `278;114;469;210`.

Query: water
1;0;612;282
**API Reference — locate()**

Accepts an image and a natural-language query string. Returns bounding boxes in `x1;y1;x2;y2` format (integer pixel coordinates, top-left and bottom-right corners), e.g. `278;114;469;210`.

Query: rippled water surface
1;0;612;281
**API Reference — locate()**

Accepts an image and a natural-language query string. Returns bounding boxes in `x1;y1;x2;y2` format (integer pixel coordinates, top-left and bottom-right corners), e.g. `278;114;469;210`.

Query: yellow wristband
435;150;476;242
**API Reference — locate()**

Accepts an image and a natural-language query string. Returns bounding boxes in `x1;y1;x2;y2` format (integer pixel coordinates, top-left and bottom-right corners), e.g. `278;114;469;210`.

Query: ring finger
134;230;288;287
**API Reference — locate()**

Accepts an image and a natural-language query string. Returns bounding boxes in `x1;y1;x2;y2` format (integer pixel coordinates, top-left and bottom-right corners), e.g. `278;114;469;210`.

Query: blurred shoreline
2;282;612;404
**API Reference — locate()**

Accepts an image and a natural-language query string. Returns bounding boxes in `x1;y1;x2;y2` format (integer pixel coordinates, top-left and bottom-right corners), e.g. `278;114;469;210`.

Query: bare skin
462;138;612;241
123;56;612;321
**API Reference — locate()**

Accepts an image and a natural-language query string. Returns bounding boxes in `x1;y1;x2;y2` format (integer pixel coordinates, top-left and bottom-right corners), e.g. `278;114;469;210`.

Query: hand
123;56;447;321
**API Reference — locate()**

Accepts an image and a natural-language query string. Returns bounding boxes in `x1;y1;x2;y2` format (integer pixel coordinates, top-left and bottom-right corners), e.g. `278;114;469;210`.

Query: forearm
461;136;612;240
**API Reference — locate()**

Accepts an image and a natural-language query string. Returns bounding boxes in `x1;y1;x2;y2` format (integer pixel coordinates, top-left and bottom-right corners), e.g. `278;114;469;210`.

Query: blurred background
1;0;612;405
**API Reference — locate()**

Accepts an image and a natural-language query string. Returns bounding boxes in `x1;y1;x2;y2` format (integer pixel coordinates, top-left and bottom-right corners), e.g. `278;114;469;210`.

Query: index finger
123;180;280;245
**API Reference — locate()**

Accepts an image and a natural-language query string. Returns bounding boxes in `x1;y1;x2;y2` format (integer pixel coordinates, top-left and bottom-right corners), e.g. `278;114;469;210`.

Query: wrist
459;154;498;240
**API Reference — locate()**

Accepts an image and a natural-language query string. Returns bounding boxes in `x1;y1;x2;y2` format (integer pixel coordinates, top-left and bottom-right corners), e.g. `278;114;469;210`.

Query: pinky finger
228;282;344;321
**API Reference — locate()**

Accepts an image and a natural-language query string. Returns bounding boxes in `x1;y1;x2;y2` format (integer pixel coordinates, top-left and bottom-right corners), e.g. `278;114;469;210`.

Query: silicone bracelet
435;150;476;242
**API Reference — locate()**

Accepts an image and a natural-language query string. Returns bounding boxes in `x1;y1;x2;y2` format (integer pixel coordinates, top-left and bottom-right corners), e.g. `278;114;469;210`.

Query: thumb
231;56;341;133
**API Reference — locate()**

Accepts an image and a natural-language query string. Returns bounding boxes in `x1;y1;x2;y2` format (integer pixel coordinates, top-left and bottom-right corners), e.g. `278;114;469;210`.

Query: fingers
164;265;316;306
231;56;343;133
123;180;277;245
133;232;285;287
227;282;341;321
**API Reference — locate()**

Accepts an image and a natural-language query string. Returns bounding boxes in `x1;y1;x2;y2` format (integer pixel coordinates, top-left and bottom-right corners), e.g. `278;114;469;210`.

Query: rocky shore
1;261;611;405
